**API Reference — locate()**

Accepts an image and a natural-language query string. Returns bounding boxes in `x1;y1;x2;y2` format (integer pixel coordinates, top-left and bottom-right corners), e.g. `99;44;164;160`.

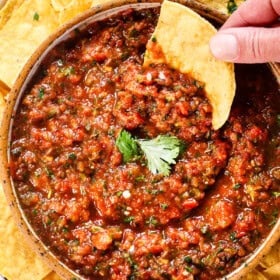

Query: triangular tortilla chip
144;0;236;130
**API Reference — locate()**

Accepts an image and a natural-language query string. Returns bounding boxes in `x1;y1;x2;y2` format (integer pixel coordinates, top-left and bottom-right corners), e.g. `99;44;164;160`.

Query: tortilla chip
197;0;244;16
57;0;93;24
0;186;52;280
244;269;268;280
0;0;6;9
263;263;280;279
0;80;9;123
144;0;236;130
0;0;60;88
260;243;280;268
91;0;112;6
0;0;97;88
51;0;76;12
0;0;25;29
43;272;62;280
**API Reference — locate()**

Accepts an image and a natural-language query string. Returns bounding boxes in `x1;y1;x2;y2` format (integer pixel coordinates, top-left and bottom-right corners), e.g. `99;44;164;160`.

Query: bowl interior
1;1;280;280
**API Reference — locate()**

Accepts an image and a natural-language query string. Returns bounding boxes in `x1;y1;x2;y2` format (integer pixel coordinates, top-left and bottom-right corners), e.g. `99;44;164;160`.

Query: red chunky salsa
10;8;280;280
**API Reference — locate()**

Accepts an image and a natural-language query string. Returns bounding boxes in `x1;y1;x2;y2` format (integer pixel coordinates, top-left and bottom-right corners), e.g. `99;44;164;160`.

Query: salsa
10;8;280;280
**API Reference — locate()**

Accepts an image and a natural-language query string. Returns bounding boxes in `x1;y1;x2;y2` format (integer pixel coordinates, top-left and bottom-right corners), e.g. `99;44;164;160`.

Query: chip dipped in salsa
9;6;280;280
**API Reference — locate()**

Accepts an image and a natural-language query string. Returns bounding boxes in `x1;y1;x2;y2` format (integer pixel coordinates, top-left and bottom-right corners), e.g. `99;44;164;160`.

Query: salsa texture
10;8;280;280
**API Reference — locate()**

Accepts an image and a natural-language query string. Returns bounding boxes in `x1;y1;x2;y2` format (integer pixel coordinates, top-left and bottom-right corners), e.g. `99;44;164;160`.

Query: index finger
222;0;280;29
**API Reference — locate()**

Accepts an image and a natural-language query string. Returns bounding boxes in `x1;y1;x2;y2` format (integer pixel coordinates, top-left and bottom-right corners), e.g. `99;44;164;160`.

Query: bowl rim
0;0;280;279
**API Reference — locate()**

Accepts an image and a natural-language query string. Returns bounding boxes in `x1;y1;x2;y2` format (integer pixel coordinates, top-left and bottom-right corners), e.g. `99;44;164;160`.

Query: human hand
210;0;280;63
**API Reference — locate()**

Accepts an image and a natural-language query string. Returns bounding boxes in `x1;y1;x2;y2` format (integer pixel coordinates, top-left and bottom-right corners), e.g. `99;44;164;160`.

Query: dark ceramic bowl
0;0;280;279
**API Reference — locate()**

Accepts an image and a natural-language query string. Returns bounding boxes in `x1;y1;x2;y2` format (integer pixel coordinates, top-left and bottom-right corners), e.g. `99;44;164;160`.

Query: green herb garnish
147;189;164;195
146;216;158;226
151;36;157;43
33;12;39;21
233;183;241;190
160;203;168;210
138;135;182;176
184;256;192;263
116;191;123;197
61;66;75;76
38;88;44;99
185;266;193;273
116;130;183;176
230;231;237;242
45;167;55;179
116;130;139;163
120;52;129;61
135;175;145;182
269;209;279;226
200;225;208;234
62;227;69;233
127;255;138;269
227;0;238;14
123;216;135;223
200;225;212;239
68;153;76;160
129;29;139;37
273;191;280;198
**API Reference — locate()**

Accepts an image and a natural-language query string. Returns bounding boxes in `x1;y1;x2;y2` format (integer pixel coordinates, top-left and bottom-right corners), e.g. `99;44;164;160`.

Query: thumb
210;27;280;63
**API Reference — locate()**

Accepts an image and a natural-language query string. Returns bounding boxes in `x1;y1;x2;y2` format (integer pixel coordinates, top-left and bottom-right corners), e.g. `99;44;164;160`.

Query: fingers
210;26;280;63
210;0;280;63
222;0;280;29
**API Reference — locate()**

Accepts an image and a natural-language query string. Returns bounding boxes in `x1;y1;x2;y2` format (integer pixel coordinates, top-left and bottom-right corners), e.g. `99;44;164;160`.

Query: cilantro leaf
116;130;183;176
38;88;44;99
137;135;182;176
33;12;39;21
227;0;238;14
116;130;139;163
